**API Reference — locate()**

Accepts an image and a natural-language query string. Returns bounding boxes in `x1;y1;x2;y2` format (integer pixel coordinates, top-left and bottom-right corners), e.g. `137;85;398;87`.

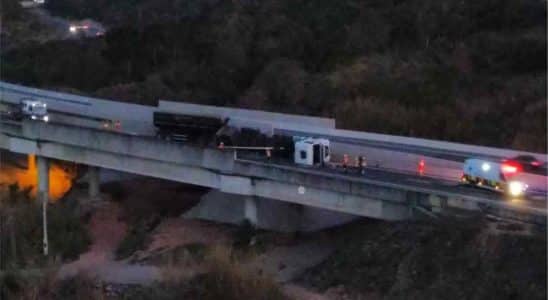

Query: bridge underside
1;120;544;231
0;133;412;231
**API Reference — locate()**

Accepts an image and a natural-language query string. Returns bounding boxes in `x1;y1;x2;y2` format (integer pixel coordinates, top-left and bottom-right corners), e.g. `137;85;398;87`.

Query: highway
0;82;546;222
277;128;485;162
236;152;546;211
1;111;546;225
12;107;545;201
39;107;546;196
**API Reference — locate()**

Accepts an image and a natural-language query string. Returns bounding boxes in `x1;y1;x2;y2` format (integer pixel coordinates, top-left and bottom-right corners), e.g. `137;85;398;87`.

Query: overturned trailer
153;111;226;143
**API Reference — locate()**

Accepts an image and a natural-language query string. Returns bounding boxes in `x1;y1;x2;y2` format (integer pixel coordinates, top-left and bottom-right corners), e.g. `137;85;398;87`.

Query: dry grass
196;245;291;300
125;244;290;300
159;246;206;284
1;267;105;300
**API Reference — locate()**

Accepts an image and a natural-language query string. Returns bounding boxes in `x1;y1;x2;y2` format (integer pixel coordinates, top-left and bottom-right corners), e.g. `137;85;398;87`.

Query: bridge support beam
36;156;49;256
184;190;357;232
244;196;258;226
88;166;100;200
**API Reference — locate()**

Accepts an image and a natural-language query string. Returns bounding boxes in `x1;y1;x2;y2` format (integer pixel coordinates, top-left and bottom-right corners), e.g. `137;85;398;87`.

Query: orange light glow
1;155;75;201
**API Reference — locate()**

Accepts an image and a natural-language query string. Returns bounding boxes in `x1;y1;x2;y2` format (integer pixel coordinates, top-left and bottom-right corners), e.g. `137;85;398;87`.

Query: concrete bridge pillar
88;166;100;199
244;196;258;226
36;156;49;256
37;156;50;204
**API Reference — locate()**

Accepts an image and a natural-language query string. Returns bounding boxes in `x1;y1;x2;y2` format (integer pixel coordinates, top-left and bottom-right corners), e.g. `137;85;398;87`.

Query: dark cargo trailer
153;111;225;143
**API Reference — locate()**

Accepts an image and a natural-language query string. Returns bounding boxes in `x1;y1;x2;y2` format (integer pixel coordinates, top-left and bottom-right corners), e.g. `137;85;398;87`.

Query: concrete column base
88;166;101;200
183;190;359;232
244;196;258;226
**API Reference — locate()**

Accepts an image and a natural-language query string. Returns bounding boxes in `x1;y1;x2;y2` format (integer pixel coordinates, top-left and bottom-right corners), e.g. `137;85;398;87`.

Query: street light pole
37;156;49;256
42;193;48;256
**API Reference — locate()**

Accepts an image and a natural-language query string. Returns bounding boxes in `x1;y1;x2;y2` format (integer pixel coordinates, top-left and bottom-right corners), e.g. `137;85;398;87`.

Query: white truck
461;158;528;197
18;99;49;122
294;137;330;166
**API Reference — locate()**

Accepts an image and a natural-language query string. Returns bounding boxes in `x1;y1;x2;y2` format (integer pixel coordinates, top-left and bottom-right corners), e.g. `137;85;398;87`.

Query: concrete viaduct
0;119;545;231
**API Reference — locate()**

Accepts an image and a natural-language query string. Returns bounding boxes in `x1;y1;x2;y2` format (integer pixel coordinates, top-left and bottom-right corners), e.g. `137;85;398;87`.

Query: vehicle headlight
508;181;526;197
43;115;49;122
31;115;36;120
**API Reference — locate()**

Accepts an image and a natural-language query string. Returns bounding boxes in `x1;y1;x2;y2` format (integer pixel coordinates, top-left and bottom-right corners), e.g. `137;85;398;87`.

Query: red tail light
501;161;521;175
418;159;425;175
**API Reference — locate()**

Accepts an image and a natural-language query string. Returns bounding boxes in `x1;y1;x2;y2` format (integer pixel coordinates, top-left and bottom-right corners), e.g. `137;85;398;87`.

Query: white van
462;158;528;197
20;99;49;122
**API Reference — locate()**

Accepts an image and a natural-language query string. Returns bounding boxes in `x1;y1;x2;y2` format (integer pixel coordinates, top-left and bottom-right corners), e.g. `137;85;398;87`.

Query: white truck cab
294;137;330;166
462;158;528;197
20;99;49;122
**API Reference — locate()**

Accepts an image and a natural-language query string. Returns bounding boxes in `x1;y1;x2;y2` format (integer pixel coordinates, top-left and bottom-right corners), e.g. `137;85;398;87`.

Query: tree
1;0;23;21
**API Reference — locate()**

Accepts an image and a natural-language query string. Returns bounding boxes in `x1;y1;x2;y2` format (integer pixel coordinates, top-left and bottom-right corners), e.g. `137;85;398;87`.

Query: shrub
116;215;160;259
0;186;90;268
193;245;289;300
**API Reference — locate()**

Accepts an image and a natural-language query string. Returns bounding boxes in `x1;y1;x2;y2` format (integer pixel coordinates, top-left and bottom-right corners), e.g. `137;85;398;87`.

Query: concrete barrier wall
0;81;155;135
277;125;546;160
331;142;464;181
21;121;235;172
0;81;333;136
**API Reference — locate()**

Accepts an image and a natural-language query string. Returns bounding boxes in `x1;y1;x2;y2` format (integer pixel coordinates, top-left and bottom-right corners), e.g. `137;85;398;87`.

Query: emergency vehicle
461;158;527;197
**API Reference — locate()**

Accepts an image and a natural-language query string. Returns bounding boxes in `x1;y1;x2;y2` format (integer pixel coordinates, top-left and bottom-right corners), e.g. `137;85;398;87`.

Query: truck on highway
461;158;528;197
152;110;330;166
20;99;49;122
294;137;330;166
153;111;225;143
0;99;49;122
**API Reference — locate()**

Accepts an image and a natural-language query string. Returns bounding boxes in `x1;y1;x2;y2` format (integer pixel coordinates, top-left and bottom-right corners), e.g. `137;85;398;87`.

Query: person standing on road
358;156;366;175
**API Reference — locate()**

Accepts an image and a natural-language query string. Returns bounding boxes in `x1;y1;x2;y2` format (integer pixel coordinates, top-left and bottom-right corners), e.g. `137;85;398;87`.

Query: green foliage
0;184;90;268
303;220;546;299
2;39;110;90
51;275;99;300
0;271;23;298
120;284;191;300
470;32;546;74
102;181;127;200
1;0;24;21
2;0;546;151
48;205;91;260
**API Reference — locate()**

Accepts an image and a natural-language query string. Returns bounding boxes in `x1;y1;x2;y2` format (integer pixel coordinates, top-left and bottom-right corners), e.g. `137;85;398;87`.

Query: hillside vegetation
1;0;546;151
301;219;546;300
